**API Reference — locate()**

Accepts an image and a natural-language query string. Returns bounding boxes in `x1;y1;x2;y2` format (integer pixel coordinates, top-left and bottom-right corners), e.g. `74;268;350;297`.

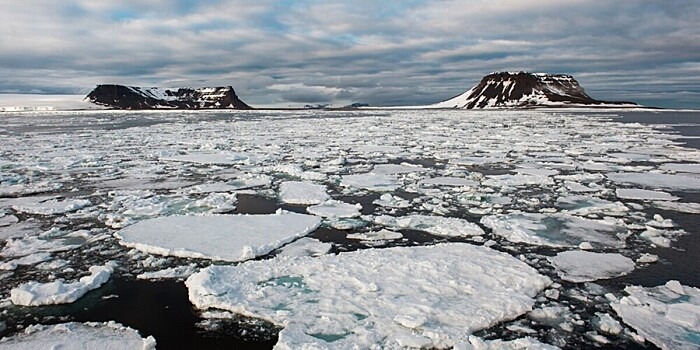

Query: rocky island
85;85;252;109
433;72;638;109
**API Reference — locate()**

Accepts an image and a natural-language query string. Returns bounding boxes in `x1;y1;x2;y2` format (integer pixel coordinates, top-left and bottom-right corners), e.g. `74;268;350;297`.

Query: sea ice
346;229;403;241
660;163;700;174
11;197;91;215
593;313;623;336
371;163;426;175
0;252;52;271
372;193;411;208
162;152;254;165
616;188;679;201
0;321;156;349
420;176;479;187
136;264;199;280
611;281;700;350
607;172;700;191
452;336;560;350
116;212;322;262
482;174;554;188
187;243;551;349
549;251;635;283
372;214;485;237
11;263;114;306
306;200;362;218
276;237;332;258
340;173;401;191
481;213;625;248
278;181;329;205
653;201;700;214
556;195;628;216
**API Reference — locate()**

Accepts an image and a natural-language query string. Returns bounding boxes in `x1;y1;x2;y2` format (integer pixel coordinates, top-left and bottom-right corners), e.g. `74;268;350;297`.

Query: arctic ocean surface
0;109;699;349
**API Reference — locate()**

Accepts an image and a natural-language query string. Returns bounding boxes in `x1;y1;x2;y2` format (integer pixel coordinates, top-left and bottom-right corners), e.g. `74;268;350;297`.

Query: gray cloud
0;0;697;108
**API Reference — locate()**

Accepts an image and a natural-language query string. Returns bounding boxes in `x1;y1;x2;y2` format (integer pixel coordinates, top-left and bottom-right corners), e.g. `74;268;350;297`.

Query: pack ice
116;211;321;262
186;243;551;349
0;321;156;349
611;281;700;350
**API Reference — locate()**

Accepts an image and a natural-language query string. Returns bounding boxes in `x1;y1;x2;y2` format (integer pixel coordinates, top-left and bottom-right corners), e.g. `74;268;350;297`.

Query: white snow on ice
278;181;330;205
481;213;625;248
611;281;700;350
0;321;156;349
549;251;635;283
10;263;114;306
116;212;322;262
187;243;551;349
372;214;485;237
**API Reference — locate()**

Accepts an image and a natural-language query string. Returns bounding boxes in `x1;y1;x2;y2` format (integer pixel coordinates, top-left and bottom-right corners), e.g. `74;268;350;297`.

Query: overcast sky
1;0;698;108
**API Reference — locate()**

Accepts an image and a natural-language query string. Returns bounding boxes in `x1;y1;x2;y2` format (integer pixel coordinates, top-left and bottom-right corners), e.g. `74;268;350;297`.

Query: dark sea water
1;109;699;350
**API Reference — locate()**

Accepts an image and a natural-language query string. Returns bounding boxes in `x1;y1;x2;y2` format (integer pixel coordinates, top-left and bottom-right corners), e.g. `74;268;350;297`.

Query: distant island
80;73;640;111
85;85;251;110
431;72;639;109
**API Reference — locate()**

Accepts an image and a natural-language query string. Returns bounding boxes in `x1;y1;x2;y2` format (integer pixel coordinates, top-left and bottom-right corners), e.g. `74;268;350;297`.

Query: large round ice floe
611;281;700;350
116;212;321;262
0;321;156;350
480;213;626;248
549;251;635;283
186;243;551;349
607;172;700;191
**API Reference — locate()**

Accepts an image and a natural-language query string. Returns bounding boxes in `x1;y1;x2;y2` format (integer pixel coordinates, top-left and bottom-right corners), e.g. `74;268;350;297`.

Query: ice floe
420;176;478;187
481;213;625;248
346;229;403;241
372;193;412;208
11;197;91;215
0;321;156;349
0;252;52;271
549;251;635;283
611;281;700;350
306;200;362;218
341;173;401;191
187;243;551;349
607;172;700;191
116;212;322;262
653;201;700;214
136;264;199;280
372;214;485;237
616;188;680;201
276;237;332;258
278;181;329;205
11;263;114;306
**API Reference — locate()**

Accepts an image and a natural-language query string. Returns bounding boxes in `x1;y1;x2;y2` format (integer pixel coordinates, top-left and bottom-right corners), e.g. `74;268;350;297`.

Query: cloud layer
1;0;698;107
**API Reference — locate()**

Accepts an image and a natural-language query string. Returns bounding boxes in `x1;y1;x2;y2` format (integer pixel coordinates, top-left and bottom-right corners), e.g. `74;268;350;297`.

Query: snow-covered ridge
85;84;252;110
432;71;639;109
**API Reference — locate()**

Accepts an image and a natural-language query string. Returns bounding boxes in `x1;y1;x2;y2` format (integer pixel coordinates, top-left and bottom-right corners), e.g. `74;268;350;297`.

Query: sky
0;0;698;108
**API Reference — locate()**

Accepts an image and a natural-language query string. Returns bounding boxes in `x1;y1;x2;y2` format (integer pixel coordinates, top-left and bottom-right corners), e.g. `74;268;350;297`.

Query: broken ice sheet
340;173;401;192
481;213;626;248
611;281;700;350
549;251;635;283
306;200;362;218
607;172;700;191
116;212;321;262
616;188;680;201
278;181;329;205
371;214;485;237
0;321;156;349
276;237;332;258
187;243;551;349
10;263;115;306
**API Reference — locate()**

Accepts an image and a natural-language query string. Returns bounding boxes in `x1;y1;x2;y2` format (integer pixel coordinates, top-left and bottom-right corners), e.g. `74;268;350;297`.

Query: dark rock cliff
434;72;637;109
85;85;252;109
